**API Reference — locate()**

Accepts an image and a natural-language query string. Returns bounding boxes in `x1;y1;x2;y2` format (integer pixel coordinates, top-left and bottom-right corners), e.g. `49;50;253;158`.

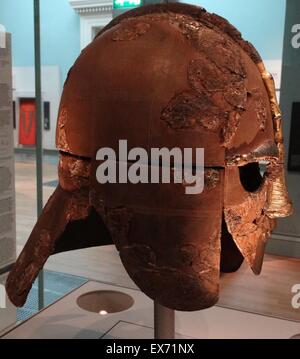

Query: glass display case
0;0;299;340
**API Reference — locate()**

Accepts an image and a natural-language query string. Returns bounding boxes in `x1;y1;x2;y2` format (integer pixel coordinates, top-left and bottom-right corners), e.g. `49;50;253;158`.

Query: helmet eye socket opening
238;162;266;193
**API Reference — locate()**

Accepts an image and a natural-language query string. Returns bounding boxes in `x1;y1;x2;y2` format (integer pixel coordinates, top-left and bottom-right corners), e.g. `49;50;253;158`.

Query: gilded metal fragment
224;181;275;273
257;62;293;218
57;108;69;152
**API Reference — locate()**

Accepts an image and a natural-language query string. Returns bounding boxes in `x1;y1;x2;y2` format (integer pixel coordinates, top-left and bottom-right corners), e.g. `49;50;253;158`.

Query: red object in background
19;99;36;146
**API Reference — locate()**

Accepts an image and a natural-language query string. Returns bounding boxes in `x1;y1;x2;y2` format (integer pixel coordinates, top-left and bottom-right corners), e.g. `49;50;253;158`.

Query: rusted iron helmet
7;3;292;310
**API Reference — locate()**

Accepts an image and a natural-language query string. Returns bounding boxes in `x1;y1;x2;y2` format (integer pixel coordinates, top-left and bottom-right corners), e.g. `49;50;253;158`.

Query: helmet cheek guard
90;165;224;311
6;153;112;307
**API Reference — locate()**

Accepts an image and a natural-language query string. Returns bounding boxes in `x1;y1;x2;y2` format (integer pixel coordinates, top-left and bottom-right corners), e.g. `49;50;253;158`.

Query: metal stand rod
154;301;175;339
33;0;44;310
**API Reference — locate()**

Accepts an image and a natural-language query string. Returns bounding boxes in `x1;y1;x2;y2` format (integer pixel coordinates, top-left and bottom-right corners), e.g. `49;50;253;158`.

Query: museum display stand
154;301;175;339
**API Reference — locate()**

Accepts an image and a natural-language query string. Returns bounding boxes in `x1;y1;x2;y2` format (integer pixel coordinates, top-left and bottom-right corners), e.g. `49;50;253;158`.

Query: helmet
6;3;292;310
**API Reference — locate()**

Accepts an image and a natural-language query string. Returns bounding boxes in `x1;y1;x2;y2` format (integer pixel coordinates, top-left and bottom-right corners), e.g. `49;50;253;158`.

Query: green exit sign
113;0;142;9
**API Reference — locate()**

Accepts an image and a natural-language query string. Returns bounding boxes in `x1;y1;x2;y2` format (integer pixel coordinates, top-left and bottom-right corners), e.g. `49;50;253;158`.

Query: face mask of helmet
6;3;293;311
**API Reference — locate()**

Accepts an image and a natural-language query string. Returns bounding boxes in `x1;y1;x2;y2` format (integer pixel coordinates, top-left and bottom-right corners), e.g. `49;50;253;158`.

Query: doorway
19;98;36;146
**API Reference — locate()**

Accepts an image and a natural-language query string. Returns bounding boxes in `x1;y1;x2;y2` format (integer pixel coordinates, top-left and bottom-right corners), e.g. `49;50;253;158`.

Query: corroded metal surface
6;154;112;307
56;4;274;165
252;88;268;130
223;167;276;274
161;91;224;131
58;152;90;192
6;3;292;311
6;186;90;306
204;169;220;190
103;207;133;251
111;18;150;41
226;140;279;167
119;227;221;311
90;165;224;310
